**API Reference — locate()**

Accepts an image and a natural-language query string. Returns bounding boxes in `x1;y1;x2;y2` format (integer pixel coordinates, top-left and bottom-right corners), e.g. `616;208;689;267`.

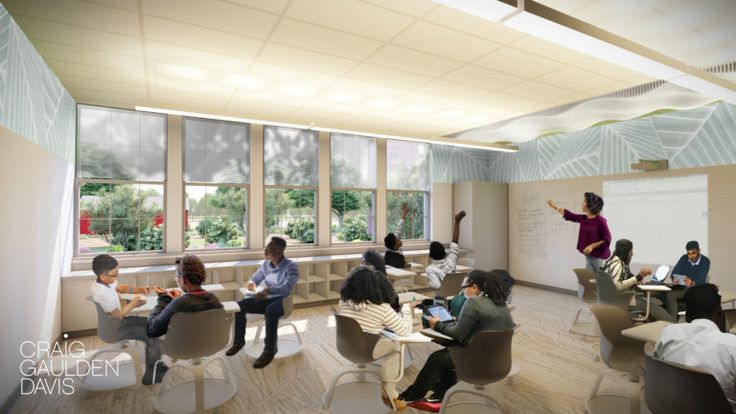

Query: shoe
142;362;168;385
382;389;407;411
425;394;442;403
225;343;245;356
252;351;276;369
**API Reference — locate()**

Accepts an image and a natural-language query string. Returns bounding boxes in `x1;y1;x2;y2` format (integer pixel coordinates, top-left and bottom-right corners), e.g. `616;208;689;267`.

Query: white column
165;115;183;253
250;124;264;250
318;130;331;246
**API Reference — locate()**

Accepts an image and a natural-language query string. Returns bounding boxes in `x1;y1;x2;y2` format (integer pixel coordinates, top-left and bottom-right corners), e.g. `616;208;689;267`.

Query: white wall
0;127;74;405
453;182;509;271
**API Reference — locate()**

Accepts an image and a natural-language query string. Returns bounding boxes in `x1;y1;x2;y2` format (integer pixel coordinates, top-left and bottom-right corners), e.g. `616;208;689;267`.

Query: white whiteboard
603;174;708;265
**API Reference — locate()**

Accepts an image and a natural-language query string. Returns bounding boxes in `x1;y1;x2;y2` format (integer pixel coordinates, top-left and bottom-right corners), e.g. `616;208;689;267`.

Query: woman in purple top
548;192;611;272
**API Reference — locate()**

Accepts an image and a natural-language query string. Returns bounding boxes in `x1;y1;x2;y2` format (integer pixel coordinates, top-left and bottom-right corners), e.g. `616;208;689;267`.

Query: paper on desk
382;330;432;343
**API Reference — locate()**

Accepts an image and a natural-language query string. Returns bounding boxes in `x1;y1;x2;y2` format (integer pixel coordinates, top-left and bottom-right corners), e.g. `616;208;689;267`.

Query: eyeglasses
461;284;476;290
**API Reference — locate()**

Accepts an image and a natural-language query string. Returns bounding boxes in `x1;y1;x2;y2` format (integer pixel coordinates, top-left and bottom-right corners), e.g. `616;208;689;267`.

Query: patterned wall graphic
0;5;76;163
481;101;736;183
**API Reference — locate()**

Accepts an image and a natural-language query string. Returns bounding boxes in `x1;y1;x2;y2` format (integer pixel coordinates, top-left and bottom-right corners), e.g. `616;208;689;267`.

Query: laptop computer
653;265;671;282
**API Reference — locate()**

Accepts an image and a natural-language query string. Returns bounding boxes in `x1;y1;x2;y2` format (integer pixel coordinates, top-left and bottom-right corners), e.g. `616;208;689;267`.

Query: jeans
400;348;457;401
117;316;162;374
233;296;284;353
585;255;604;273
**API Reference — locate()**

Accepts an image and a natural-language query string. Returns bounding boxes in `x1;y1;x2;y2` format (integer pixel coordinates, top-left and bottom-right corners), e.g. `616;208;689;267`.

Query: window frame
329;187;377;245
181;116;251;251
74;104;168;256
385;189;431;242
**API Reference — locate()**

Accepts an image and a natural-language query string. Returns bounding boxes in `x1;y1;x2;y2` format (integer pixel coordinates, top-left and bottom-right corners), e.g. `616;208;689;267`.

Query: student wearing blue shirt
226;237;299;368
667;240;711;320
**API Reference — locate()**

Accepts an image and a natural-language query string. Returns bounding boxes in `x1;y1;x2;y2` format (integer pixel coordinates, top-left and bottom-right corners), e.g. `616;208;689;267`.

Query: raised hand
455;211;466;221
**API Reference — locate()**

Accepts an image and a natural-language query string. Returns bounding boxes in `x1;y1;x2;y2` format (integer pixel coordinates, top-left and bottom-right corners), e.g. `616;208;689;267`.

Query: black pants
117;316;161;373
400;348;457;401
233;296;284;353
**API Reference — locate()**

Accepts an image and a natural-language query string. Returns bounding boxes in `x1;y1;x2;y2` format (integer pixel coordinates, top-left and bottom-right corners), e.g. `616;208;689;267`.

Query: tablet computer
653;265;670;282
672;273;688;285
424;304;453;322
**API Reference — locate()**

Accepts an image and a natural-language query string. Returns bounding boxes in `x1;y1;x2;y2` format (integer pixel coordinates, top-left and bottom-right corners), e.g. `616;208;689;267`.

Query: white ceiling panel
423;5;524;44
366;45;463;77
536;67;616;93
257;43;357;76
33;41;145;73
347;63;432;89
219;0;290;15
270;18;382;61
5;0;139;36
502;80;576;102
392;21;501;62
475;47;566;78
442;65;525;91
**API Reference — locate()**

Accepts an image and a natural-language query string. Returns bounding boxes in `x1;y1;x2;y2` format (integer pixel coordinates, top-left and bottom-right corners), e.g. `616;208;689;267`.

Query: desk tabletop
398;292;430;304
621;320;672;343
455;265;472;273
638;285;672;292
124;295;239;315
383;330;433;343
721;291;736;304
386;266;416;277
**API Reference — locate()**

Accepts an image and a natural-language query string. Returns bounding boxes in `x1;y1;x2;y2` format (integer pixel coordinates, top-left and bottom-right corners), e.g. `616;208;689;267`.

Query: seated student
447;269;514;319
384;203;411;269
399;270;515;404
600;240;673;322
90;254;168;384
226;237;299;369
146;255;223;337
338;266;413;410
654;284;736;410
667;240;711;320
362;248;387;274
424;211;466;289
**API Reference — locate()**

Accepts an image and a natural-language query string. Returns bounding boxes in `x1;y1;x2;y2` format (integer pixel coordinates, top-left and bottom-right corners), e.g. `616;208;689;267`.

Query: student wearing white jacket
424;211;466;289
339;266;413;410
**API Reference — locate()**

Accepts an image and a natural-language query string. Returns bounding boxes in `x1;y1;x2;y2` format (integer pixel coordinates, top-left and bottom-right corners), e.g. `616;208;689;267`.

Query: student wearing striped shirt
338;266;413;411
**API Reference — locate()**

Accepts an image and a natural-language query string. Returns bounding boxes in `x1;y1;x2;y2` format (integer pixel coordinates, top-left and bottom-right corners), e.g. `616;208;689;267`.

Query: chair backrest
282;294;294;319
437;272;466;298
161;308;230;360
448;328;515;385
595;270;632;309
573;268;597;302
334;313;382;364
590;305;643;370
644;354;732;414
458;258;475;268
87;296;122;343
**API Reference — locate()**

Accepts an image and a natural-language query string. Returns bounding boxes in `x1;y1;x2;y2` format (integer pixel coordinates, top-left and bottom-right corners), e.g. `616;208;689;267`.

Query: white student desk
621;320;672;343
635;285;672;321
63;249;465;333
120;293;240;316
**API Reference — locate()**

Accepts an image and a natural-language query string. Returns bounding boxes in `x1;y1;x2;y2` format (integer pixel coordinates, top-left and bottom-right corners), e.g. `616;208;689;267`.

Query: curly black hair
467;269;514;307
340;266;396;305
584;192;604;215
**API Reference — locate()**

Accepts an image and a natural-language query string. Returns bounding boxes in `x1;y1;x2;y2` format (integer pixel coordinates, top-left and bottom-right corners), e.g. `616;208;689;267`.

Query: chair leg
253;325;264;345
283;322;302;344
588;371;606;401
322;365;381;410
192;363;206;414
440;382;503;414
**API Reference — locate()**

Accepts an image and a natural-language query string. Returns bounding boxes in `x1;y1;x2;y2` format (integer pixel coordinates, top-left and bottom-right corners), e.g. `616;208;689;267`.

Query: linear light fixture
136;105;519;152
312;126;519;152
496;0;736;104
436;0;736;104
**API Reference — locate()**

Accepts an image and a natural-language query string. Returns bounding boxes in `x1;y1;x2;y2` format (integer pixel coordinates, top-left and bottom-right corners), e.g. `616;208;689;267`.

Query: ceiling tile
536;67;616;92
142;0;278;39
359;0;436;17
509;36;590;64
574;58;643;81
473;92;546;112
149;75;234;97
587;81;636;97
145;41;250;73
33;41;144;73
392;21;501;62
502;80;575;101
329;79;408;98
399;92;462;109
270;18;382;60
150;87;230;108
3;0;139;36
13;15;143;57
143;16;262;58
474;46;566;78
258;43;357;76
48;59;146;85
443;65;525;91
423;5;524;44
248;62;338;88
83;0;139;12
416;80;490;101
68;86;142;108
58;74;148;97
347;63;432;89
367;45;463;77
218;0;290;15
287;0;414;41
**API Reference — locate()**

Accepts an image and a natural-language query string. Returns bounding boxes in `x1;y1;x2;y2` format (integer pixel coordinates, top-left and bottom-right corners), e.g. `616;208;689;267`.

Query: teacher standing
548;192;611;272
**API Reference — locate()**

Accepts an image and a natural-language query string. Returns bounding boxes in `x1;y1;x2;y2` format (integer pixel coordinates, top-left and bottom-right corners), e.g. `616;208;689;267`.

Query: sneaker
252;351;276;369
425;394;442;403
225;343;245;357
142;362;168;385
